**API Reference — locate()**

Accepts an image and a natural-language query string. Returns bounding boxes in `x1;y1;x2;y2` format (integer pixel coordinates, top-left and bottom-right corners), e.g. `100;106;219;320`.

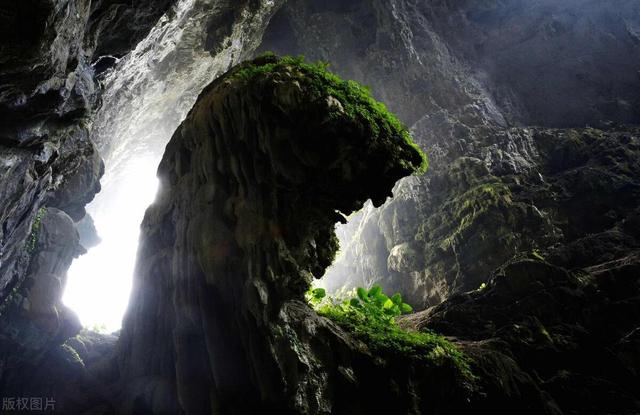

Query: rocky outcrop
0;208;86;409
330;126;640;308
86;0;175;59
0;0;176;302
0;1;291;410
403;253;640;414
259;0;640;309
0;0;638;413
110;55;491;414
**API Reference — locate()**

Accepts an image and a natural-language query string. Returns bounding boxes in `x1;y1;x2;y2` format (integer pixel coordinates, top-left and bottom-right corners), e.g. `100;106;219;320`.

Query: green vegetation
89;323;108;333
438;181;513;250
0;283;22;318
531;249;546;261
233;53;428;174
307;284;473;380
0;207;47;317
26;207;46;254
60;342;84;365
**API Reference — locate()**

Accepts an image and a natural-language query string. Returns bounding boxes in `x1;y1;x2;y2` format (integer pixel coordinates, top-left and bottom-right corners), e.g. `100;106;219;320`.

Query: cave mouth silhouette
62;155;160;333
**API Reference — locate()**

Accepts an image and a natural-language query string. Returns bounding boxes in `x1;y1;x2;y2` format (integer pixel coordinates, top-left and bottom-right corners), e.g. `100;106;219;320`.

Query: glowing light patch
63;156;160;333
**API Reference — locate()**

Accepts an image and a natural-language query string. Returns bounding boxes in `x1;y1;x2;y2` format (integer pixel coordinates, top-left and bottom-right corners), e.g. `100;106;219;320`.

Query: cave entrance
62;156;160;332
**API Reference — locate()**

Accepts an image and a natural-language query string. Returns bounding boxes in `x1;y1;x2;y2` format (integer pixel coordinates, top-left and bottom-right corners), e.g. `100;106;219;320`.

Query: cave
1;1;639;414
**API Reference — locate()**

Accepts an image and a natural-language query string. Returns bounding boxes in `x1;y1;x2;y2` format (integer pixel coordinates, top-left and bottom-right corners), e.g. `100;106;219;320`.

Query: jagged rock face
0;0;179;409
0;0;93;145
259;0;506;129
113;56;481;414
259;0;640;309
327;124;640;307
261;0;640;128
0;1;290;411
0;0;176;299
403;253;640;414
0;208;88;408
0;208;82;349
86;0;175;58
355;126;640;308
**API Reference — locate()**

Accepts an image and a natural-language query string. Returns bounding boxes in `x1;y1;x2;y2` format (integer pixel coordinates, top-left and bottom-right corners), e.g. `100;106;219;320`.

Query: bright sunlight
62;156;160;333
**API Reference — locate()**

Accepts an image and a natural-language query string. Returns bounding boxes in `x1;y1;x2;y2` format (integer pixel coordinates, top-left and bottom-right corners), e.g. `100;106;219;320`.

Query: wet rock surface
0;208;96;413
261;0;640;128
0;0;175;301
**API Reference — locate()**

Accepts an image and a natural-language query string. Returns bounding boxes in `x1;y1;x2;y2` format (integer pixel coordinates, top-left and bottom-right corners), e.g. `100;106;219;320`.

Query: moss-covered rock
402;253;640;414
113;55;473;414
326;124;640;310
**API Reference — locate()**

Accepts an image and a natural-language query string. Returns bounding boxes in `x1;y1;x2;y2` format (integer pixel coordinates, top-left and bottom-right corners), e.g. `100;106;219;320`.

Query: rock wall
260;0;640;128
0;0;175;410
259;0;640;308
0;1;289;410
0;0;184;306
403;252;640;414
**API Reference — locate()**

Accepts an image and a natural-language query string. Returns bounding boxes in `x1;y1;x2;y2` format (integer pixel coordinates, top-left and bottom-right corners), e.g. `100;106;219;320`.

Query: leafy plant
351;284;413;318
305;287;327;306
531;249;545;261
307;284;474;381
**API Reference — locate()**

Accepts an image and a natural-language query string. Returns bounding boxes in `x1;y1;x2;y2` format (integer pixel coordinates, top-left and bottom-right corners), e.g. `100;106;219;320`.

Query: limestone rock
113;55;478;414
260;0;640;311
403;254;640;414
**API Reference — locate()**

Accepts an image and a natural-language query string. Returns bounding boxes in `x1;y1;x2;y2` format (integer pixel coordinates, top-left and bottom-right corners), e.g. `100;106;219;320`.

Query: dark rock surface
0;0;174;299
112;55;478;414
0;1;291;411
0;0;178;410
331;126;640;309
0;208;88;411
403;253;640;414
86;0;175;59
259;0;640;310
76;214;102;250
260;0;640;128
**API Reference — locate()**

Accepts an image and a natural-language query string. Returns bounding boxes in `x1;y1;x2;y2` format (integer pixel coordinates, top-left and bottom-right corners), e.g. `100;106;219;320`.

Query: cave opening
56;0;252;332
62;156;160;332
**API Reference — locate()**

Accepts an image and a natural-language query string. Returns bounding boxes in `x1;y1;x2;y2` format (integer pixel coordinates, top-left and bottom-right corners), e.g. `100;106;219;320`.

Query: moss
232;53;428;174
318;304;474;381
435;181;514;250
26;207;46;254
60;342;84;365
0;207;47;317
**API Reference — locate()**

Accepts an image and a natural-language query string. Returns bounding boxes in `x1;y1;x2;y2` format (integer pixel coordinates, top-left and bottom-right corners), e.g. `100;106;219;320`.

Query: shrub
307;284;474;380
